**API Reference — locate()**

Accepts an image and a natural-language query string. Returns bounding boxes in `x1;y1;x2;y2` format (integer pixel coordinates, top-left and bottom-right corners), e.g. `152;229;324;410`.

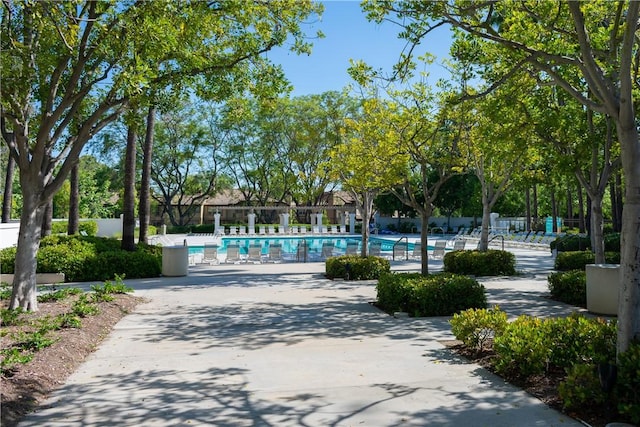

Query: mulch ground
1;294;142;427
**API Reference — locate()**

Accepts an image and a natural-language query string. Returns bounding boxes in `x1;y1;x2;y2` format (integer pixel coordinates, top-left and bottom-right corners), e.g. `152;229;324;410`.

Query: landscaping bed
1;291;143;427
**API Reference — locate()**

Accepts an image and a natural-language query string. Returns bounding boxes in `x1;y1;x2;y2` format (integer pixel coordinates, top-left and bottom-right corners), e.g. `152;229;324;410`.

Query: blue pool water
188;236;422;256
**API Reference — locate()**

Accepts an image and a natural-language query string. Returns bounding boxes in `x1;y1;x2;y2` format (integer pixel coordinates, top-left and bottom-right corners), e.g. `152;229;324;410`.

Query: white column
282;213;290;231
316;213;323;227
214;213;221;235
349;213;356;234
248;213;256;234
340;211;346;229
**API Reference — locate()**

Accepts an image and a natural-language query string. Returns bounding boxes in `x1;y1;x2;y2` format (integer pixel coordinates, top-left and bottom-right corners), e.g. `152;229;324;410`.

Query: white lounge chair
246;243;263;264
321;242;334;259
267;243;283;263
453;239;466;251
238;226;247;235
369;241;382;257
259;226;266;235
393;242;408;260
226;244;241;263
345;240;359;255
202;242;219;265
430;240;447;259
267;226;276;235
410;241;422;259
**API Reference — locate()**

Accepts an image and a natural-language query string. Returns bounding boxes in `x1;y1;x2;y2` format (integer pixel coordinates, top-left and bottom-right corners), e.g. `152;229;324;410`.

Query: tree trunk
616;124;640;355
525;188;531;232
121;125;137;251
578;188;586;233
420;210;430;275
590;194;605;264
612;172;623;233
41;200;53;238
2;155;15;223
68;163;80;235
9;193;46;311
532;184;538;230
138;105;156;245
551;189;558;233
359;191;373;257
478;201;491;251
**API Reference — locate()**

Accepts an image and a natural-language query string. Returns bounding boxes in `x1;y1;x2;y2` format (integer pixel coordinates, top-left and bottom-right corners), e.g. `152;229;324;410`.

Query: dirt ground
1;294;142;427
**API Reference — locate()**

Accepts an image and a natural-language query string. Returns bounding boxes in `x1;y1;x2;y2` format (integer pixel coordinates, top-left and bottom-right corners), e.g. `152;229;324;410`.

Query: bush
1;235;161;282
617;341;640;424
325;255;390;280
551;234;591;252
554;251;620;271
450;306;508;353
559;364;607;410
190;224;215;234
50;221;99;236
494;314;616;378
604;233;621;252
493;315;549;377
0;247;17;274
443;250;516;276
376;272;486;317
547;270;586;306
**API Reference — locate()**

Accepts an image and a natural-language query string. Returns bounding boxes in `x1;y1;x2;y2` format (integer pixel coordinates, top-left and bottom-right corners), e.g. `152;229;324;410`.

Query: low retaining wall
0;272;66;285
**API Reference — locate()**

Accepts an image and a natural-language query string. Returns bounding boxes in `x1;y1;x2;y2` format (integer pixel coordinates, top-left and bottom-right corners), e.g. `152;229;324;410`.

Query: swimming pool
187;236;421;257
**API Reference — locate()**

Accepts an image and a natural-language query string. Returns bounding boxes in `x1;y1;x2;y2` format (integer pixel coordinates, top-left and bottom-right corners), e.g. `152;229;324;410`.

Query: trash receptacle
162;245;189;276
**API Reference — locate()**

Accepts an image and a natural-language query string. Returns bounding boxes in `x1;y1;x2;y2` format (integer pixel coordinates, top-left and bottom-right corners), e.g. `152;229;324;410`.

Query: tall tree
363;0;640;354
1;0;322;310
151;104;225;227
329;97;408;256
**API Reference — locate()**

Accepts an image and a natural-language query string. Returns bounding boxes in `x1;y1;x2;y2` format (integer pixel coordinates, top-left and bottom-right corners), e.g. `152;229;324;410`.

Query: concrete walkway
18;249;586;426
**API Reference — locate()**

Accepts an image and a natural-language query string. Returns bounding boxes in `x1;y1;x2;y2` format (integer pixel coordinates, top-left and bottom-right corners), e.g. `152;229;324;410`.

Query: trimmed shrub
450;306;508;353
554;250;620;271
50;221;99;236
559;363;607;410
190;224;215;234
493;315;549;377
551;234;591;252
1;235;161;282
0;247;17;274
604;232;621;252
325;255;390;280
547;270;586;306
443;249;516;276
494;314;616;378
376;272;486;317
617;341;640;424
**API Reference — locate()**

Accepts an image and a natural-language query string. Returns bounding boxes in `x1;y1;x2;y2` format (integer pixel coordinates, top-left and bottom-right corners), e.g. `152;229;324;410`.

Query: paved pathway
18;248;585;426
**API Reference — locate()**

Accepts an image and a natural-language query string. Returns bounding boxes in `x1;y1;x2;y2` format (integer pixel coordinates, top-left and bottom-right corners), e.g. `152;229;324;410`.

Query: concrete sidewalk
18;250;584;426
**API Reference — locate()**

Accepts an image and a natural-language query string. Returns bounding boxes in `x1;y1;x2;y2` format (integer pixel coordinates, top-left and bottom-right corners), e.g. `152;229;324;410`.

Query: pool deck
17;246;587;427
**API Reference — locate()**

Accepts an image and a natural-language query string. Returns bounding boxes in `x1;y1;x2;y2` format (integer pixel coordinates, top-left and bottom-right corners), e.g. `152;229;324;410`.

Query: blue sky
266;1;453;97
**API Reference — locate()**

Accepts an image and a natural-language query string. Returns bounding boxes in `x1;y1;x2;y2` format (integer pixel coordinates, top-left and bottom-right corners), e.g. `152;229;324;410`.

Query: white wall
0;216;124;250
0;222;20;249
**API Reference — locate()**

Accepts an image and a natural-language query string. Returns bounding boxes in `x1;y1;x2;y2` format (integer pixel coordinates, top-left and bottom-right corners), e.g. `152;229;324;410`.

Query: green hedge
493;313;616;378
550;234;591;251
547;270;586;306
443;250;516;276
0;235;162;281
554;251;620;271
376;272;486;317
50;220;99;236
325;255;390;280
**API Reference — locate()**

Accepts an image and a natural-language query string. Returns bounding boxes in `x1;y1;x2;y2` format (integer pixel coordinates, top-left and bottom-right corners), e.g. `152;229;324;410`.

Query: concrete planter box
162;245;189;277
0;272;66;285
585;264;619;316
